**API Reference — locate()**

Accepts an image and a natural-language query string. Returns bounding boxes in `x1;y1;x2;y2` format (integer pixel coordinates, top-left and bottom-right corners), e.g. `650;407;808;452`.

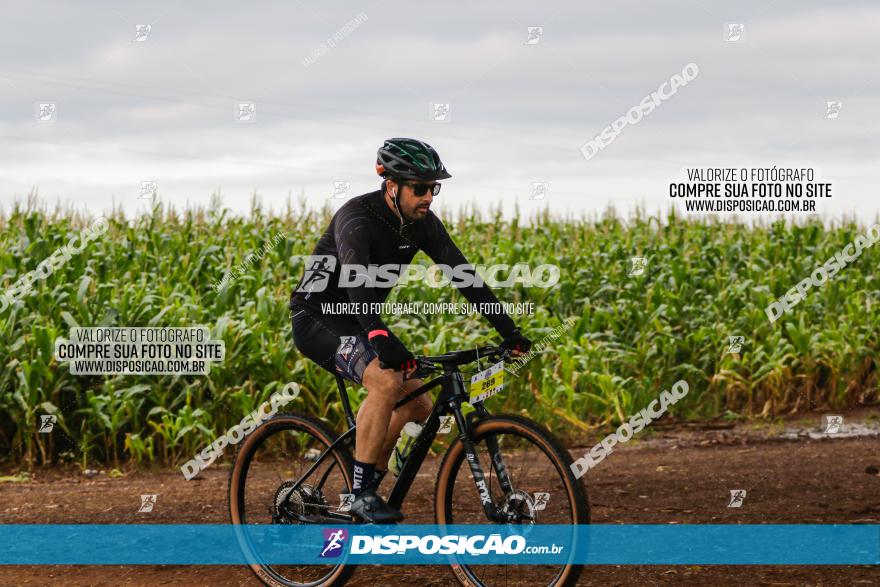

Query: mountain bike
228;345;590;587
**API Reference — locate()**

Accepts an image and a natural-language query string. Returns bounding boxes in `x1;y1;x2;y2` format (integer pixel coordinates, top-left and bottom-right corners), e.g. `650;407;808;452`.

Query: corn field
1;197;878;468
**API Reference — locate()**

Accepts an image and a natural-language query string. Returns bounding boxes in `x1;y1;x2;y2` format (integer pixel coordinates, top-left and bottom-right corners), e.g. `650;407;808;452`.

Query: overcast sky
0;1;877;223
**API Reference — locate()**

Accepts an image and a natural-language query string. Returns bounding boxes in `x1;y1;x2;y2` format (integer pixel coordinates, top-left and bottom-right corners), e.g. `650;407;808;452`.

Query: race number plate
469;361;504;403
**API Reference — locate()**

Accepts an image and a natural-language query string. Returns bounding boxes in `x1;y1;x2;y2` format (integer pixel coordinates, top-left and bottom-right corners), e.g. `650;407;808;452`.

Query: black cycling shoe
350;488;404;523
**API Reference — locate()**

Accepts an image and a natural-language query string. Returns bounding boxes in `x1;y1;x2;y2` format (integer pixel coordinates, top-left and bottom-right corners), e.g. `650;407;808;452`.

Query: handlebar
416;345;509;369
381;345;518;375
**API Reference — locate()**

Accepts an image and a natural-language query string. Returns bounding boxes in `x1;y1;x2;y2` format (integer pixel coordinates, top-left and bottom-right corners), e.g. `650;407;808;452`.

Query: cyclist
290;138;531;523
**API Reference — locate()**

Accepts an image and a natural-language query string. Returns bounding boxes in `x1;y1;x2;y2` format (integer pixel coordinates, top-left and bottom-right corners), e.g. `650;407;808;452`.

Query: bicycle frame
286;359;515;524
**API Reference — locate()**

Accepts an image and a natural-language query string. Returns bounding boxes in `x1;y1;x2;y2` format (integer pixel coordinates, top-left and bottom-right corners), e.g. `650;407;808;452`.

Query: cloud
0;0;877;222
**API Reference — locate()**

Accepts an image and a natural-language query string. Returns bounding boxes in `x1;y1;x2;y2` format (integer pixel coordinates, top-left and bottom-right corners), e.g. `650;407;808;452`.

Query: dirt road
2;416;878;586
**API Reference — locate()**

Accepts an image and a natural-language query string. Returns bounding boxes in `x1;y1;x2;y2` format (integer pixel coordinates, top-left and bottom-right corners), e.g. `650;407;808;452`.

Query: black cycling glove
500;328;532;354
369;331;416;371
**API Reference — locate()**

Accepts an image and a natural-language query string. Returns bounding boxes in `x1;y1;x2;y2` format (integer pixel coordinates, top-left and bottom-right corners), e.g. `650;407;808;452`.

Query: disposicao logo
319;528;348;558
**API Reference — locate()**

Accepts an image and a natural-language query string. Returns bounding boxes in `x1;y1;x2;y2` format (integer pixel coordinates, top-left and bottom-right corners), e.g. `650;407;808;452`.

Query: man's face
388;180;437;221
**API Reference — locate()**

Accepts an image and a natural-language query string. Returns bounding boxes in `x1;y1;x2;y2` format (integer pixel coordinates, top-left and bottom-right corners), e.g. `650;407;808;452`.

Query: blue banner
1;524;877;565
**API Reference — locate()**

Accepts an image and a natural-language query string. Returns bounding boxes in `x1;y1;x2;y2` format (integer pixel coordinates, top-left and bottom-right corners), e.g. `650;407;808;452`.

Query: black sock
369;469;388;490
352;460;375;495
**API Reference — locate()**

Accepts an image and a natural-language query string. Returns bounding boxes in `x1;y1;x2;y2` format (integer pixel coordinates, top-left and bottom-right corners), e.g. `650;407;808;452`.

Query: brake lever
495;346;512;362
404;357;436;381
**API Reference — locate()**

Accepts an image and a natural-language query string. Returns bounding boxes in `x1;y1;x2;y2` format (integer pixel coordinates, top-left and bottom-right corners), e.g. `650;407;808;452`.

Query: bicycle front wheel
435;414;589;587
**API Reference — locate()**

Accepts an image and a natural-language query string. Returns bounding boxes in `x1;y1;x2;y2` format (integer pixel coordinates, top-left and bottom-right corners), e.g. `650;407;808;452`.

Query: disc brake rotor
500;489;537;524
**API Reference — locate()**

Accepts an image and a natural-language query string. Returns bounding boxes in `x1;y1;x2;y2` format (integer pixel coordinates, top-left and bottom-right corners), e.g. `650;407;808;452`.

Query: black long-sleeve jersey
289;189;516;338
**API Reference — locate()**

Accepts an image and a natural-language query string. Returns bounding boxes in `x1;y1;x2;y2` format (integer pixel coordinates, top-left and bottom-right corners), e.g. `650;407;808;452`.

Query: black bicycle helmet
375;138;451;181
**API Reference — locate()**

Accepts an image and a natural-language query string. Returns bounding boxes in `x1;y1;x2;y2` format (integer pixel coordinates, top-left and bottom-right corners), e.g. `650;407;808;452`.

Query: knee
366;381;400;401
362;365;404;399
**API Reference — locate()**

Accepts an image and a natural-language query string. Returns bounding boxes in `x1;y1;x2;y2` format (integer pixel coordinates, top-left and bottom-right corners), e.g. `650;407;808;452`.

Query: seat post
335;375;357;430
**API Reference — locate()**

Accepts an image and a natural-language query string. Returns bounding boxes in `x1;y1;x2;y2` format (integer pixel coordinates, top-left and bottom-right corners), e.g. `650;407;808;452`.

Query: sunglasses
402;182;442;197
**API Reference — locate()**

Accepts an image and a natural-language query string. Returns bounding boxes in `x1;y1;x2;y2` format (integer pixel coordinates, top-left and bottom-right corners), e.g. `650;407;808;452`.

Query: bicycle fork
450;403;515;523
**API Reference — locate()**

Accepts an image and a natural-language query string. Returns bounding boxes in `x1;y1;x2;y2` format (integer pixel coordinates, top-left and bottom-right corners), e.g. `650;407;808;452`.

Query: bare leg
357;359;432;466
376;380;433;468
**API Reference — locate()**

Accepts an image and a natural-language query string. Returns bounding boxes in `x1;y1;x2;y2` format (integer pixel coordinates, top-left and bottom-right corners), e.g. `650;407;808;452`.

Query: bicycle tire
434;414;590;587
228;412;358;587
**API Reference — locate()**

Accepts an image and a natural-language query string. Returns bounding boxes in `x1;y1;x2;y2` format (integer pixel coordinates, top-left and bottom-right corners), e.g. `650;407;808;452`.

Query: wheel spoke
438;417;588;587
229;415;355;587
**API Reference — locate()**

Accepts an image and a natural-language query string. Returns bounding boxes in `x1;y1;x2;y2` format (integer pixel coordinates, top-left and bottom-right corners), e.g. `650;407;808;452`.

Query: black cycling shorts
291;306;377;385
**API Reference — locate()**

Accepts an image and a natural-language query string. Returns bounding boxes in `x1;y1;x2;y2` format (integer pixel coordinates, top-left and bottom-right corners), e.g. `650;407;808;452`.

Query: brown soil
1;415;878;586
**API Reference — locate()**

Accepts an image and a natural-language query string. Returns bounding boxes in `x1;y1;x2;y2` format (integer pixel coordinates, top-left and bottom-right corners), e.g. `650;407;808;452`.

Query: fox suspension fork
450;405;515;523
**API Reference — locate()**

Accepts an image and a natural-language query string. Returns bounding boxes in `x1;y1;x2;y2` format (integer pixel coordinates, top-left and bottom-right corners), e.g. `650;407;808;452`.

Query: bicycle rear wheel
435;414;589;587
228;412;357;587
